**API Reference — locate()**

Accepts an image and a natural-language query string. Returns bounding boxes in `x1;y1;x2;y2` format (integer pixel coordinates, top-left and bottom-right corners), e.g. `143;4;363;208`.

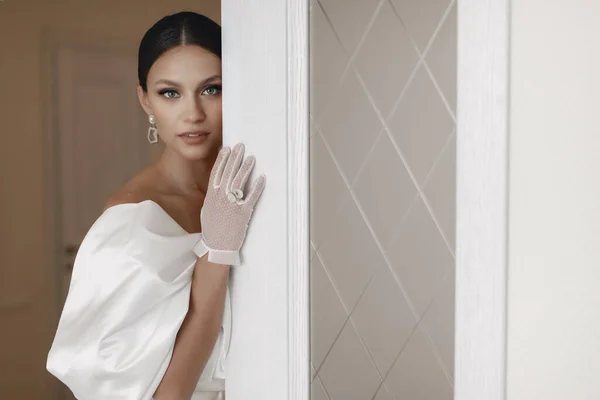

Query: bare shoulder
103;191;145;210
103;168;159;211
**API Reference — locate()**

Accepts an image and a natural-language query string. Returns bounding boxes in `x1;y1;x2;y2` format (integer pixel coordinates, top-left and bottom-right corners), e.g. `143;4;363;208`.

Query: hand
192;143;266;265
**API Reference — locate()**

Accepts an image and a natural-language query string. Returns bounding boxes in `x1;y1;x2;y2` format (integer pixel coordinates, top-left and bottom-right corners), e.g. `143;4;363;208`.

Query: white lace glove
193;143;266;265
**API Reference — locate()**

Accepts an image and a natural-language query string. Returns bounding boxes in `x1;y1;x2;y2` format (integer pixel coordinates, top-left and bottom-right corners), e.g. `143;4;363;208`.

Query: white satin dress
47;200;231;400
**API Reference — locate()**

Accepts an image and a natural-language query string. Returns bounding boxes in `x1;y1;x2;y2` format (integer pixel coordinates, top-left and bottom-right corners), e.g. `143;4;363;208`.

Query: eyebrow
154;74;222;87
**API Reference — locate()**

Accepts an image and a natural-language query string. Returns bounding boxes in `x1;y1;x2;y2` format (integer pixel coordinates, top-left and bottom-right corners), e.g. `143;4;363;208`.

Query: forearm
153;254;230;400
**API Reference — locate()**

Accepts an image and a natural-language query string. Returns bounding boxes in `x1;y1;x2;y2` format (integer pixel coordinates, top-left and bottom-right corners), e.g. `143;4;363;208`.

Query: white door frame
455;0;510;399
223;0;510;399
221;0;309;399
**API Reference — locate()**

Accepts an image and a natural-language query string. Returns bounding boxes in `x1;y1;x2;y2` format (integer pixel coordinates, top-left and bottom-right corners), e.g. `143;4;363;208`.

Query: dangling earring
147;115;158;144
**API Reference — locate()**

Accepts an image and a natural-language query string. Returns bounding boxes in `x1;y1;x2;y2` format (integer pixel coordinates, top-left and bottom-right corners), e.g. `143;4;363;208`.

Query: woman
46;12;265;400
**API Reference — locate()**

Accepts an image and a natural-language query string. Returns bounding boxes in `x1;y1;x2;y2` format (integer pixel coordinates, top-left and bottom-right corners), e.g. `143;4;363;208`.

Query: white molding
287;0;310;399
455;0;510;399
221;0;309;399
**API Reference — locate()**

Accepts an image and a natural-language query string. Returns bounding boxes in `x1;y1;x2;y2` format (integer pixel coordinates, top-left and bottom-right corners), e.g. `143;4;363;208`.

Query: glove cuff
193;236;241;266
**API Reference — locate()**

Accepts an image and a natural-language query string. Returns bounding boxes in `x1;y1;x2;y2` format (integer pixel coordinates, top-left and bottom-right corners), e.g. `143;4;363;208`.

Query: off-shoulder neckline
103;199;195;235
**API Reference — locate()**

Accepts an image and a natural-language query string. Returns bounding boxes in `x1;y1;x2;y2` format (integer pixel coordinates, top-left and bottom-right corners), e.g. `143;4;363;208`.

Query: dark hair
138;11;222;91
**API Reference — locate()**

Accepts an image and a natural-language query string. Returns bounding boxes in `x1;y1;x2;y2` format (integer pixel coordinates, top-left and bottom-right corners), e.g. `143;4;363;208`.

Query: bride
46;11;265;400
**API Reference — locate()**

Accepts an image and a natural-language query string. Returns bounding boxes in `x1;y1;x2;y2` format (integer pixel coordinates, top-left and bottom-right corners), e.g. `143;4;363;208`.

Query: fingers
231;155;256;195
211;143;266;208
221;143;245;192
210;146;231;189
243;174;266;209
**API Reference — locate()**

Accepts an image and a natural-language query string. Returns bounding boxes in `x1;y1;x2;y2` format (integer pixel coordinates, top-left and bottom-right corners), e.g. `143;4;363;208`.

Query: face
137;45;222;161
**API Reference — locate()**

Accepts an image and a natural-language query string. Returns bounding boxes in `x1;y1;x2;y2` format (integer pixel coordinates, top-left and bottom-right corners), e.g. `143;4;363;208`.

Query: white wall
310;0;456;399
507;1;600;399
0;1;220;398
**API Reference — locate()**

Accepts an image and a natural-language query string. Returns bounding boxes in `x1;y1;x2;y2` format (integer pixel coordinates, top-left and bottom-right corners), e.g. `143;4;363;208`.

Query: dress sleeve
46;202;205;400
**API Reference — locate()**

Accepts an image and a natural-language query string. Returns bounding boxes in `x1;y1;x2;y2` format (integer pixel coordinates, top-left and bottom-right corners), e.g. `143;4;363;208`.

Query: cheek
204;99;223;120
154;110;177;132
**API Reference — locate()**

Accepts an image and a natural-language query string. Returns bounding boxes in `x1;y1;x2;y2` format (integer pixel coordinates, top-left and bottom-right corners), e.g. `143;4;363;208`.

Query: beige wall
508;1;600;399
309;0;456;399
0;1;219;398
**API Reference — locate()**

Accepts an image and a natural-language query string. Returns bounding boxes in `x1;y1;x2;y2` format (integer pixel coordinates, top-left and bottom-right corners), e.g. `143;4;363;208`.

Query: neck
154;147;218;196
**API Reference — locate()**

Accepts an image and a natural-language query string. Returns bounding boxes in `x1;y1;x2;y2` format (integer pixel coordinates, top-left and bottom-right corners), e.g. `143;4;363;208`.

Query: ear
137;85;153;116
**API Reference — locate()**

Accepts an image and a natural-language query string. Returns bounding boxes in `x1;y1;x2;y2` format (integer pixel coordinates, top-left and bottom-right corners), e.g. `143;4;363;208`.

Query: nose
184;96;206;123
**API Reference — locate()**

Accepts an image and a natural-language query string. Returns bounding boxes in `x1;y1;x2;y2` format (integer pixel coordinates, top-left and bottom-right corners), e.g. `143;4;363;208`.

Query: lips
179;130;210;137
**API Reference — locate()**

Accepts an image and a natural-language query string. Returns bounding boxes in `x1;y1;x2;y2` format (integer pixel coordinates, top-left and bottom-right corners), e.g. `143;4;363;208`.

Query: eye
159;89;180;99
202;85;222;96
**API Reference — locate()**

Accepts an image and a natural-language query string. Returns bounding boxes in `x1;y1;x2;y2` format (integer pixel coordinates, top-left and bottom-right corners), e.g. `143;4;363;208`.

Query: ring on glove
227;189;244;203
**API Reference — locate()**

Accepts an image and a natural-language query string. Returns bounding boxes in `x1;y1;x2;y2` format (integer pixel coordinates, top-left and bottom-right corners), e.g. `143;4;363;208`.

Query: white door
54;44;154;398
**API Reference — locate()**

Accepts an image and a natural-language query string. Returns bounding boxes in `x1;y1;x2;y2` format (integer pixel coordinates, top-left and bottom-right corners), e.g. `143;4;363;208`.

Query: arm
153;143;265;399
153;254;230;400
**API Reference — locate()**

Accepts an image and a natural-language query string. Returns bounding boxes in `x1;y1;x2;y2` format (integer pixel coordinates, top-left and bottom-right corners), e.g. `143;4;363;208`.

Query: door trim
286;1;310;398
455;0;510;399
